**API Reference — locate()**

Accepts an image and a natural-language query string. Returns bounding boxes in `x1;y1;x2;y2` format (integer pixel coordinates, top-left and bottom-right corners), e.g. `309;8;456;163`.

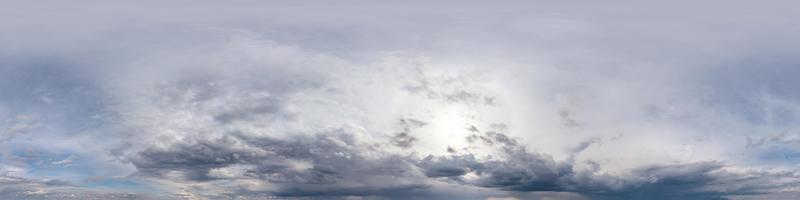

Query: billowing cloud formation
3;0;800;199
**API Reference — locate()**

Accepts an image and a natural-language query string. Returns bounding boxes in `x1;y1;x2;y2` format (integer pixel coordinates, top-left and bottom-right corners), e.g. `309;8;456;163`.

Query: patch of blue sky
6;144;131;183
11;148;81;177
83;178;163;194
755;145;800;166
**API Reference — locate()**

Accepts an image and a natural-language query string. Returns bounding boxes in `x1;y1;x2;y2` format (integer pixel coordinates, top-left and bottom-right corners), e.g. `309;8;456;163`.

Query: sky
2;0;800;199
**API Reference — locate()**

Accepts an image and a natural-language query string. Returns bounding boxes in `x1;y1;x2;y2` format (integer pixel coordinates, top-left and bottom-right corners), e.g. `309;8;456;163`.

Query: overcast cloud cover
2;0;800;199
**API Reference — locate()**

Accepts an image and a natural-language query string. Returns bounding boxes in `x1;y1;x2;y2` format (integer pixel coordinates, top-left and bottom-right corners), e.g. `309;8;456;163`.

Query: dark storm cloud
579;161;800;200
130;129;427;197
129;123;800;199
420;131;572;191
597;162;730;198
419;130;800;200
131;136;254;181
418;155;474;178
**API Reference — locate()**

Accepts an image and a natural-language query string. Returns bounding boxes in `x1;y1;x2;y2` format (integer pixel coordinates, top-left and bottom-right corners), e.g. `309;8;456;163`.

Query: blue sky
2;1;800;199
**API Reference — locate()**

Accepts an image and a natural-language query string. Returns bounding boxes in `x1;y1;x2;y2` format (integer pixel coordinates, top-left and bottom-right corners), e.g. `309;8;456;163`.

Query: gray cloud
420;130;800;199
0;174;151;200
126;123;800;199
389;118;428;148
130;129;428;198
3;0;800;199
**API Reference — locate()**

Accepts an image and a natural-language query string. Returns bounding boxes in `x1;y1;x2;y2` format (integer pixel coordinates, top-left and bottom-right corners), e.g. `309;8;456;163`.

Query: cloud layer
2;0;800;199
